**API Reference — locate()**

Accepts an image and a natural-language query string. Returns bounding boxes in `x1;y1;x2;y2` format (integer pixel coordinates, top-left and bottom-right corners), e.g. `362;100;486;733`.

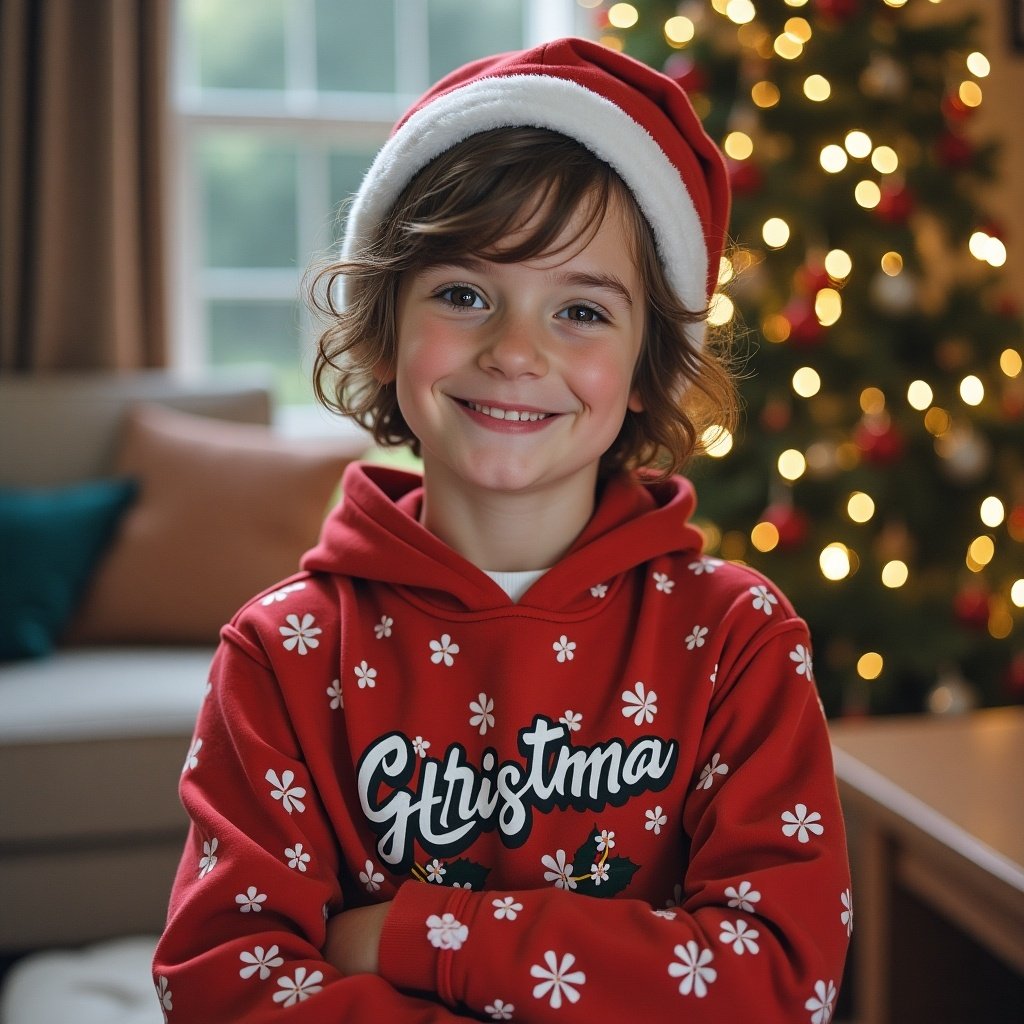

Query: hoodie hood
301;462;704;614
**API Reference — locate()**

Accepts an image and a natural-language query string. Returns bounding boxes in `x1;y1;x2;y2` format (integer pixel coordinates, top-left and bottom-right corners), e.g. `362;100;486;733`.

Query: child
155;37;851;1022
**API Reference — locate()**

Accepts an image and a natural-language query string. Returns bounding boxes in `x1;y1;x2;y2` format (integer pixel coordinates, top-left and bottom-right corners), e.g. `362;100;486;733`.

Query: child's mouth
462;400;552;423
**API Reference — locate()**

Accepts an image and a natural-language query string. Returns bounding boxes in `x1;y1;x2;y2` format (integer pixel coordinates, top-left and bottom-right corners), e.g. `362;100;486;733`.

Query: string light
820;543;852;581
824;249;852;280
857;652;884;679
751;521;780;552
724;131;754;160
752;81;781;108
783;0;809;6
607;3;639;28
774;33;803;60
959;375;984;406
958;81;982;108
844;131;872;158
989;599;1013;640
703;425;734;458
907;379;933;410
762;217;791;248
784;18;812;42
847;492;875;523
815;287;842;326
803;74;831;102
763;313;791;343
1000;349;1023;377
778;449;806;481
707;292;736;326
854;180;881;208
871;146;899;173
967;52;991;77
966;534;995;570
718;256;735;286
860;387;886;414
1011;580;1024;609
881;560;908;588
969;230;1007;267
726;0;757;26
820;144;848;173
923;406;952;436
980;496;1005;528
664;16;695;45
880;251;904;276
792;366;821;398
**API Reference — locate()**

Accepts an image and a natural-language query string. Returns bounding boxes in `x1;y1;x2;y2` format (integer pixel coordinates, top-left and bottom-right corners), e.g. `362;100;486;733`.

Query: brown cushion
68;403;356;645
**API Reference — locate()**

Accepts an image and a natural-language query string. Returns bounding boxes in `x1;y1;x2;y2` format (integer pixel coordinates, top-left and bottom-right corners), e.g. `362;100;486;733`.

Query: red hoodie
154;462;850;1022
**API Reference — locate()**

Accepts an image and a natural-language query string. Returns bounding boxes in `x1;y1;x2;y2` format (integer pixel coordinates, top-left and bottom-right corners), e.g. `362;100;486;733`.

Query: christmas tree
590;0;1024;716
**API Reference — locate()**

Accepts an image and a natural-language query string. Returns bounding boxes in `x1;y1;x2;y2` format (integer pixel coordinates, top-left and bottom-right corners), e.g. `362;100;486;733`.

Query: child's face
390;192;645;508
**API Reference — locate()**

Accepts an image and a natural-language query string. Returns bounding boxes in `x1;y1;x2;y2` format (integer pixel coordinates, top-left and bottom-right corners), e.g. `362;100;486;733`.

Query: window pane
428;0;525;81
207;300;309;404
200;134;298;268
184;0;286;90
316;0;396;93
327;148;381;243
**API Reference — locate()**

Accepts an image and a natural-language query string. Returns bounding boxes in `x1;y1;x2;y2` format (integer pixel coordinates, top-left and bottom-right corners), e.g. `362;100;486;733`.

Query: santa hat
341;36;729;347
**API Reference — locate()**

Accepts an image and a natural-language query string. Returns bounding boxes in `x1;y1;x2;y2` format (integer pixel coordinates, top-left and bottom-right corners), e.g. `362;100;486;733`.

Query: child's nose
477;312;548;378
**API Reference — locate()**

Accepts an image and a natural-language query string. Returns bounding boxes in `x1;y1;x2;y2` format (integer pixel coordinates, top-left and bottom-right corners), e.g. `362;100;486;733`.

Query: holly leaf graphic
570;824;639;898
443;858;490;891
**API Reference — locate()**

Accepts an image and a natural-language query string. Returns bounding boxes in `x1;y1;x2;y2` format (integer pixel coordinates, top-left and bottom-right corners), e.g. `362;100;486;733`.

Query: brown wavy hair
308;127;738;479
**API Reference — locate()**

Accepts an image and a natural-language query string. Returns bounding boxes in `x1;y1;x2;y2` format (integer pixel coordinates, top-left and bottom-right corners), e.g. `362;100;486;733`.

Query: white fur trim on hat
342;74;708;343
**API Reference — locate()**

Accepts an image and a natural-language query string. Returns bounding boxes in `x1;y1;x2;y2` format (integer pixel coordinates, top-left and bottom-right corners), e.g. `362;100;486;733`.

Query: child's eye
558;304;607;325
437;285;485;309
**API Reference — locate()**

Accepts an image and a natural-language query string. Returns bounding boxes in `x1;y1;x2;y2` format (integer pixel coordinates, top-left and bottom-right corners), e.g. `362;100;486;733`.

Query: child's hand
324;900;391;976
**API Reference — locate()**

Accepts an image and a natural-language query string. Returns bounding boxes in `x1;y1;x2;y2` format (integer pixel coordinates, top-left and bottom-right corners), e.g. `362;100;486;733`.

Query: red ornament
728;159;763;196
782;297;825;347
937;131;974;168
853;417;904;465
953;585;991;631
813;0;860;24
663;54;707;95
873;184;915;225
761;503;809;550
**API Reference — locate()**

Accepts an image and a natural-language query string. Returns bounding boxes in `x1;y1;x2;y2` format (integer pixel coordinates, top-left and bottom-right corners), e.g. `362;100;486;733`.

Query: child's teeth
469;402;546;422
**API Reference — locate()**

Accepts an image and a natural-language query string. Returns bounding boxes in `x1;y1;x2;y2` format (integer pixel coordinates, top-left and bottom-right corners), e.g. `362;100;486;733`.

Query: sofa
0;371;365;956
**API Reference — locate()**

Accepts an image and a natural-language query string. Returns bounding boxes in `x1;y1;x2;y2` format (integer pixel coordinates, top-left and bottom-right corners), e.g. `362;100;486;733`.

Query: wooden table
829;707;1024;1024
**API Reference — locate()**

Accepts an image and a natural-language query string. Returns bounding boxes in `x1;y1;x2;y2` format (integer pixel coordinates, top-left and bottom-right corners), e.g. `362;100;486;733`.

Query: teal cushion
0;478;137;660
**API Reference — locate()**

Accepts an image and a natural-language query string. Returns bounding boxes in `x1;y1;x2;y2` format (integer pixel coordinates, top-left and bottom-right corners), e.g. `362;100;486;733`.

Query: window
173;0;584;412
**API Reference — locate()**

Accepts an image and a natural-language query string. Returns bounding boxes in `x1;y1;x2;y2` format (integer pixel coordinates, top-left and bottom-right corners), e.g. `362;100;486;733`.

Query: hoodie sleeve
152;633;478;1023
374;612;851;1022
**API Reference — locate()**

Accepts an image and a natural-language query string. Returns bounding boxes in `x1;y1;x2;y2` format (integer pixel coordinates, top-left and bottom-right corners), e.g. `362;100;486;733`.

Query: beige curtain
0;0;170;371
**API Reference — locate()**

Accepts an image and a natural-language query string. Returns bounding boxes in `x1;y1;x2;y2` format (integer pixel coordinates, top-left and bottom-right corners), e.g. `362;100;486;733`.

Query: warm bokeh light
871;145;899;173
785;17;812;42
752;81;781;108
924;406;952;436
959;375;984;406
820;543;852;581
707;292;735;326
824;249;852;280
726;0;757;25
664;15;695;45
969;231;1007;268
774;33;803;59
751;521;780;553
1000;349;1023;378
980;496;1005;528
703;425;734;458
607;3;639;28
1011;579;1024;609
803;74;830;101
820;144;848;173
880;251;904;276
906;379;933;411
860;387;886;414
959;81;982;108
881;560;909;588
847;492;875;523
792;366;822;398
763;313;791;343
854;180;881;208
718;256;735;286
857;652;884;680
967;534;995;568
815;287;842;326
845;130;872;158
778;449;807;481
724;131;754;160
967;51;991;77
763;217;791;248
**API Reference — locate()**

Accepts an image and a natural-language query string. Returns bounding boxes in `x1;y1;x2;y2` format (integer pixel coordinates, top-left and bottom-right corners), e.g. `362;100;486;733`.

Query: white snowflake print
412;735;431;757
653;571;675;593
198;837;218;878
266;768;307;814
685;625;708;650
782;803;824;844
530;950;586;1009
668;941;717;998
790;643;815;680
541;849;577;891
621;681;658;725
805;979;837;1024
493;897;523;921
327;678;342;710
286;843;310;872
590;861;610;885
239;944;283;981
719;919;760;955
590;582;608;599
652;908;677;920
429;633;460;666
697;753;729;790
750;585;779;616
374;615;393;639
354;660;377;689
182;737;202;773
279;612;321;654
273;967;324;1007
552;634;577;663
645;805;668;835
260;581;306;605
425;859;447;884
426;912;469;950
154;975;172;1014
559;710;582;732
840;888;854;936
725;880;761;913
595;829;616;852
359;859;384;893
235;886;267;913
688;556;723;575
469;693;495;735
485;999;515;1020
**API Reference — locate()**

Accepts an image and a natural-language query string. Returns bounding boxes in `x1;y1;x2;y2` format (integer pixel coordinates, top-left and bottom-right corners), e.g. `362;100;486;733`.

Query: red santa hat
341;36;729;347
